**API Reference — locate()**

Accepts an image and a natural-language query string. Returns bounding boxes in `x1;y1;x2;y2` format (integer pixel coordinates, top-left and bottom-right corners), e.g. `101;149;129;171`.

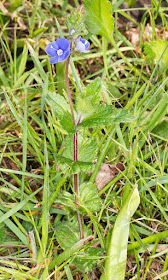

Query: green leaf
77;106;134;128
59;111;75;134
84;0;114;41
143;92;162;111
100;187;140;280
78;105;113;128
79;182;101;213
105;82;121;99
32;27;46;37
62;134;97;162
56;190;75;211
54;155;94;173
55;218;92;250
73;247;103;272
78;138;97;162
56;61;66;95
0;228;6;245
76;77;102;117
112;0;125;13
9;0;23;10
41;73;48;112
144;40;168;71
27;41;46;82
72;161;94;173
125;0;136;6
17;44;28;79
47;92;75;133
55;155;74;169
153;120;168;140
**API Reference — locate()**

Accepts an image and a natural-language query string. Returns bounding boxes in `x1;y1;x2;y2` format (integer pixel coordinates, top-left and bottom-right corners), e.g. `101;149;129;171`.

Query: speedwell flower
45;38;70;64
76;36;90;53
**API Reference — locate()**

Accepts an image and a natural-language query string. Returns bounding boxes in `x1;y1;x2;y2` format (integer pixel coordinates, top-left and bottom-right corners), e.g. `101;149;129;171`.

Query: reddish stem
65;51;83;239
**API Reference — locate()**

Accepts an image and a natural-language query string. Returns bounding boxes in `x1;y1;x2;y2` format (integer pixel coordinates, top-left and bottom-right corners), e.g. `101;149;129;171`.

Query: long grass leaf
100;186;140;280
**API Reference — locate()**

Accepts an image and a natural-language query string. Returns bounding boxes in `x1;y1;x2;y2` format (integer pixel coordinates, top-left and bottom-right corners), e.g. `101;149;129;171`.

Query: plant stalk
65;55;75;126
65;52;83;239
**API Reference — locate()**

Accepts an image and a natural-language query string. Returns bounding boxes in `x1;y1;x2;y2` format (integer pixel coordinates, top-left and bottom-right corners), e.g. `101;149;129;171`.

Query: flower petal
49;56;59;64
56;38;70;51
45;41;58;56
76;41;86;52
84;41;90;49
79;37;86;44
58;49;70;62
82;49;90;53
76;37;90;53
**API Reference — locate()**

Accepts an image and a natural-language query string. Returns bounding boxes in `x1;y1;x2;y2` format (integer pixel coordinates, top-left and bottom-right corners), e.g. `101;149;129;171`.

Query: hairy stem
65;53;83;239
65;55;75;126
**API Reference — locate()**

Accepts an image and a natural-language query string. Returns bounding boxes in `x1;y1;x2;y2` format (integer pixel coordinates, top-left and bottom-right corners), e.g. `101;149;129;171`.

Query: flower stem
65;53;83;239
65;55;75;126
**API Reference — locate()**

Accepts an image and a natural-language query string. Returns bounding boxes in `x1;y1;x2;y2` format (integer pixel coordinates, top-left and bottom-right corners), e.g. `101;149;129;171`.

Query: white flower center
57;49;63;56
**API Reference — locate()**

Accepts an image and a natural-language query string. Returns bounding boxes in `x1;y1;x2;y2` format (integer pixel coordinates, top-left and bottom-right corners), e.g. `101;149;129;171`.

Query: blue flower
76;36;90;53
45;38;70;64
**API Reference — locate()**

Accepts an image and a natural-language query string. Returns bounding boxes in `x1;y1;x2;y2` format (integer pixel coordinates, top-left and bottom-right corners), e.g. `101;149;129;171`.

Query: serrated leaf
144;40;168;71
76;77;102;117
55;154;73;166
77;107;134;128
72;161;94;173
84;0;114;41
62;134;97;162
55;217;92;250
78;138;97;162
55;155;94;173
59;110;75;134
78;105;113;128
47;92;75;133
79;182;101;213
48;91;70;112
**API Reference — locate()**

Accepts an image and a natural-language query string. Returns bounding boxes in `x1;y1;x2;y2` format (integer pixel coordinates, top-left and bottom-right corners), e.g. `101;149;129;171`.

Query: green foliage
55;218;102;272
73;247;102;272
54;133;98;173
125;0;136;6
55;182;100;214
9;0;23;10
62;134;97;162
0;228;6;244
105;82;122;99
47;92;75;133
55;218;92;250
66;6;85;37
100;187;140;280
76;77;102;117
79;182;101;213
84;0;114;41
1;0;168;279
55;155;94;173
153;120;168;139
55;133;97;173
144;40;168;72
77;106;134;128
